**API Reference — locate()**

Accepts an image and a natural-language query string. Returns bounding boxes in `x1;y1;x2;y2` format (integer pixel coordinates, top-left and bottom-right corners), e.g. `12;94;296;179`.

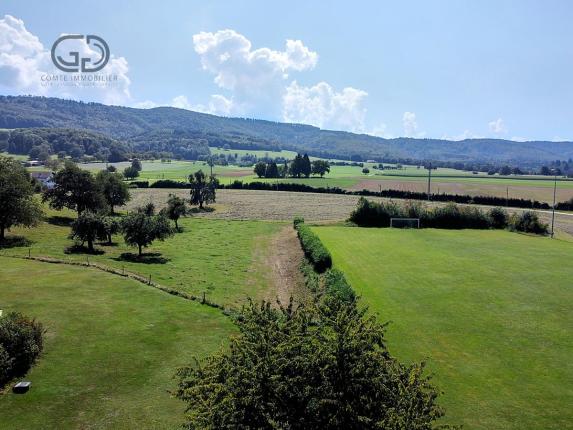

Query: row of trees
253;155;331;179
70;203;173;255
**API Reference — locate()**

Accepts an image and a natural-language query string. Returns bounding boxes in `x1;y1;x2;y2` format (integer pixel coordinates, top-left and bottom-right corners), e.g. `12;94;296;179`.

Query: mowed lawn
0;257;234;429
312;227;573;430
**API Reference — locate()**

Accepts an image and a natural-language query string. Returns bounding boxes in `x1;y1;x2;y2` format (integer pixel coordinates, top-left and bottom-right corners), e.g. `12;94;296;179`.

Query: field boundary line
0;254;226;312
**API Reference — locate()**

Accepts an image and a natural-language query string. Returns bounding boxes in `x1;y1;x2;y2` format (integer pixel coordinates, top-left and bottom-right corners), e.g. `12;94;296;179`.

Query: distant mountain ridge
1;95;572;164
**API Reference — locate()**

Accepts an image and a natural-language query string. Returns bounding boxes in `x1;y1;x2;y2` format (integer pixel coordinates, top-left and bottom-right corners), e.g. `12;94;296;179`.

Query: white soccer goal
390;218;420;229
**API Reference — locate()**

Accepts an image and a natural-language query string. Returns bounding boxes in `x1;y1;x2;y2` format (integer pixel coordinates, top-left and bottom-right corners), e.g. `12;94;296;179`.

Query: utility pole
551;171;557;238
506;187;509;208
427;162;432;201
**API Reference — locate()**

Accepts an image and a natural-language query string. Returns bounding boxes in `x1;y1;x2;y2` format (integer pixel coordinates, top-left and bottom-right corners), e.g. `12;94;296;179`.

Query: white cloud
488;118;507;134
282;81;368;132
441;129;484;141
192;29;318;116
369;122;392;138
403;112;419;137
0;14;131;104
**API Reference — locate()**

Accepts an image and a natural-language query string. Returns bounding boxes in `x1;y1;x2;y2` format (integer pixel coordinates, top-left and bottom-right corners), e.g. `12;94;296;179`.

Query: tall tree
96;170;130;214
121;210;173;256
311;160;331;177
0;156;43;240
69;211;107;252
289;154;304;178
131;158;142;172
254;161;266;178
123;165;139;180
189;170;218;209
265;161;279;178
302;154;312;178
165;194;187;230
175;298;448;429
43;162;106;215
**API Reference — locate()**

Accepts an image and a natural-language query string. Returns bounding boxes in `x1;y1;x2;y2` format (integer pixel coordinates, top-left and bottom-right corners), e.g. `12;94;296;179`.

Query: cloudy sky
1;0;572;141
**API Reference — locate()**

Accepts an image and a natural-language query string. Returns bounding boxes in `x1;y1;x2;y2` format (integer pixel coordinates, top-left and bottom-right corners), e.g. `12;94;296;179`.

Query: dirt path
264;225;306;306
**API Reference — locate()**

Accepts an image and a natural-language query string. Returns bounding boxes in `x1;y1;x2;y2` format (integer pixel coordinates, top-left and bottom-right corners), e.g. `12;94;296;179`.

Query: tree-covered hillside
1;95;573;163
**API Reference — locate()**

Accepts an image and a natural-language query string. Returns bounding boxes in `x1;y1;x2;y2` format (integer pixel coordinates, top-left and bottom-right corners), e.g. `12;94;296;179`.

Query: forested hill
1;95;573;164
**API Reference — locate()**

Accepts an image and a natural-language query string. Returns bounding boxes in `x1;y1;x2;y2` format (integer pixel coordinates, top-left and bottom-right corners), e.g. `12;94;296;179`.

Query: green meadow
0;257;233;429
311;227;573;430
3;208;281;307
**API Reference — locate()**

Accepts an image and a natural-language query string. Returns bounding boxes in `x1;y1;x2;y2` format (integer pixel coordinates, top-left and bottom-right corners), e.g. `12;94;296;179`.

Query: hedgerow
222;180;559;210
295;222;332;273
349;197;549;235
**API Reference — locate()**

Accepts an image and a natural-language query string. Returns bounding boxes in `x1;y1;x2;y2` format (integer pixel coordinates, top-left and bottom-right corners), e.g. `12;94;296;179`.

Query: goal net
390;218;420;229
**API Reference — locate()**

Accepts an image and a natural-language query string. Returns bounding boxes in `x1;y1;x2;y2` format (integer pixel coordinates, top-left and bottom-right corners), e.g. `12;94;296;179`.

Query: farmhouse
30;171;55;189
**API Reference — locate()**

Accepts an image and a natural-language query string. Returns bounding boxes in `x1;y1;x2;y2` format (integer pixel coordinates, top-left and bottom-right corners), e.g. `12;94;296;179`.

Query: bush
323;269;355;303
150;179;189;189
426;203;491;229
293;216;304;228
509;211;549;234
489;207;509;229
0;312;44;387
295;223;332;273
350;198;508;230
128;181;149;188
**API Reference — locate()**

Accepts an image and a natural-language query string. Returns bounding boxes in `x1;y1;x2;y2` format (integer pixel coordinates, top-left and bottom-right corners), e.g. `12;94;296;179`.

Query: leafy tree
0;156;43;240
123;165;140;179
96;170;130;214
43;162;106;215
499;165;512;175
121;210;173;256
131;158;143;171
362;167;370;174
311;160;331;177
189;170;218;209
265;161;279;178
0;312;44;387
254;161;266;178
106;165;117;173
102;216;121;244
302;154;312;178
289;154;304;178
139;201;156;216
69;211;107;252
175;298;449;429
165;194;187;230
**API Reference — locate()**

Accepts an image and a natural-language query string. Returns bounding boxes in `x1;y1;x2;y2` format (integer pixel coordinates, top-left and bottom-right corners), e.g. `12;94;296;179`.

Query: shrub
0;312;44;387
509;211;549;234
128;181;149;188
175;298;448;429
293;216;304;228
150;179;189;189
426;203;491;229
323;269;355;303
295;223;332;272
489;207;509;229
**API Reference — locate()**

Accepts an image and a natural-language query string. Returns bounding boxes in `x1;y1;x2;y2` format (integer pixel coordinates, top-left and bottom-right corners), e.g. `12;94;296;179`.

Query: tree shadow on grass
114;252;170;264
0;236;33;249
188;206;215;214
46;215;75;227
64;244;105;255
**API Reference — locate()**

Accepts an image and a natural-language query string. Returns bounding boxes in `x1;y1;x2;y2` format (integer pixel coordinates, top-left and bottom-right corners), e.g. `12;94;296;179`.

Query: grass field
17;148;573;203
2;208;282;307
311;227;573;429
0;257;233;429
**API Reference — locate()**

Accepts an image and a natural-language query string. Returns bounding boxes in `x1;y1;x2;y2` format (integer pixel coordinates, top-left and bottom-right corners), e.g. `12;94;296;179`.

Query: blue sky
1;0;572;141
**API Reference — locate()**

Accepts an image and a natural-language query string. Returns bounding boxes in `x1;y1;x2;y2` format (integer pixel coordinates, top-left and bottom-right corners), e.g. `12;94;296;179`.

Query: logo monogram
51;35;110;73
